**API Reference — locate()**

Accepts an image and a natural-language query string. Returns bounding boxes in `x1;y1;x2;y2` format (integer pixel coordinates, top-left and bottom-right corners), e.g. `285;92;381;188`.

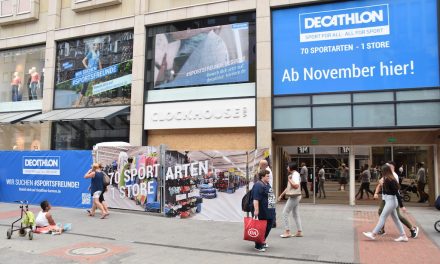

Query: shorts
93;191;102;199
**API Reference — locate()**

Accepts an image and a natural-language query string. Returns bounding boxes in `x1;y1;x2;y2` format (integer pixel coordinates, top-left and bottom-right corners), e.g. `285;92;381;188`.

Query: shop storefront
22;30;134;149
144;12;257;150
0;45;45;150
271;0;440;206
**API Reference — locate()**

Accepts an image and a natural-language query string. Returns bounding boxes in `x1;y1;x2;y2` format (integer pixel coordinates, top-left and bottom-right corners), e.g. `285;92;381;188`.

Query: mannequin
11;72;22;101
30;67;40;100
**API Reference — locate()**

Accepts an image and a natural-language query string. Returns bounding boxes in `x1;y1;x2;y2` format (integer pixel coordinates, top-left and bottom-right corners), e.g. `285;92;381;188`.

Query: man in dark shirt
252;169;276;252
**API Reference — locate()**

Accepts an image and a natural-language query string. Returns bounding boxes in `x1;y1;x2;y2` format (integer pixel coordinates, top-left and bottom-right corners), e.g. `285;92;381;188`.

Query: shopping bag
243;217;267;244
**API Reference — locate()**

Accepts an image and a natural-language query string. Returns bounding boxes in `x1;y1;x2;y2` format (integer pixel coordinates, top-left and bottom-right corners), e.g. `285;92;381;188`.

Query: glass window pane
17;0;31;13
0;46;46;103
273;96;310;106
274;107;311;129
353;92;394;103
397;102;440;126
353;104;394;127
396;89;440;101
0;0;13;16
313;106;351;128
312;94;351;105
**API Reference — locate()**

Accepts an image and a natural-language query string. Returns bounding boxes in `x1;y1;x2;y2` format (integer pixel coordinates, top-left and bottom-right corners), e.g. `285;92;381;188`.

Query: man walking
417;162;428;203
300;162;309;198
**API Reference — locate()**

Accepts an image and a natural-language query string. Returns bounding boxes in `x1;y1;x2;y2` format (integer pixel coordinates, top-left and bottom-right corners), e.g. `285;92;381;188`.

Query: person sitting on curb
35;200;71;234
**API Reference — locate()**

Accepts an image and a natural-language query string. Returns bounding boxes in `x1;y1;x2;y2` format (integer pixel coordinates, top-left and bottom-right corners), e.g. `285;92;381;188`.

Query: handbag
102;172;111;186
243;217;267;244
285;177;301;197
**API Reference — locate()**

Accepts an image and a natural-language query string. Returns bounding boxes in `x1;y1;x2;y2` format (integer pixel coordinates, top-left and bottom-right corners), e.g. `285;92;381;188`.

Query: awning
22;106;129;123
0;111;41;124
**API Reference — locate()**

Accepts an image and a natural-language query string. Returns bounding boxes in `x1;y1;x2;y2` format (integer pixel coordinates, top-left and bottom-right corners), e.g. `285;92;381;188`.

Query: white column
349;145;355;206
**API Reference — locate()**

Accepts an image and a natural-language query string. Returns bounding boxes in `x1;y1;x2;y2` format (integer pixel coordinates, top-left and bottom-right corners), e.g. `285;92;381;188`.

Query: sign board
144;98;255;129
0;151;92;208
339;147;350;154
272;0;439;95
298;146;310;154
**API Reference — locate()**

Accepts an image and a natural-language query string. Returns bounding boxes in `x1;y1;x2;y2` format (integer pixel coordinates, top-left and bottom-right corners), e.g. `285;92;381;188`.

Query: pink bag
243;217;267;244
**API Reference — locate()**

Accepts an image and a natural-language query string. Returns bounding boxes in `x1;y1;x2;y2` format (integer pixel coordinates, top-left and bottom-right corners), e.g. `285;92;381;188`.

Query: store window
54;30;133;109
0;124;41;150
51;115;129;150
0;46;45;103
145;12;256;99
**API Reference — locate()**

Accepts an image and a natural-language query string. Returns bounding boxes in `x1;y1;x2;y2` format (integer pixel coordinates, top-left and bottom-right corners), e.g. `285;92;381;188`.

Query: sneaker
255;247;266;252
263;243;269;248
362;232;376;240
378;229;386;236
410;227;419;238
394;235;408;242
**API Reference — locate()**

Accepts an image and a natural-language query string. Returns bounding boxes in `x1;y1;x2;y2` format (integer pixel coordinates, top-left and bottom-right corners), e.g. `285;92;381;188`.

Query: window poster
154;23;249;89
55;31;134;108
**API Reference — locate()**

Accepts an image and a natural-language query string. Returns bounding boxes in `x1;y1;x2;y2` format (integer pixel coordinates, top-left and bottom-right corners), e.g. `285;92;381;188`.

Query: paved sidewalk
0;202;439;264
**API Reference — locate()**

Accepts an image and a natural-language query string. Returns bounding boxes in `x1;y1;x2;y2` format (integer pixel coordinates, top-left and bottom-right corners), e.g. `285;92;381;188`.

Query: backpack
241;188;253;212
435;195;440;210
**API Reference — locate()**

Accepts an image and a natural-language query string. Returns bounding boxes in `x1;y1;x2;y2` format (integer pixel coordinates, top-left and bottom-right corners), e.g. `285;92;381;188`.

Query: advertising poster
272;0;439;95
94;146;160;212
154;23;249;88
164;149;268;222
0;151;92;208
54;31;133;108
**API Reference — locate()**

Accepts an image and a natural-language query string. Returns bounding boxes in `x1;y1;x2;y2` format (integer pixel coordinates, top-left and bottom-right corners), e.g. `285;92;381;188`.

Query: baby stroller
400;180;419;202
6;200;35;240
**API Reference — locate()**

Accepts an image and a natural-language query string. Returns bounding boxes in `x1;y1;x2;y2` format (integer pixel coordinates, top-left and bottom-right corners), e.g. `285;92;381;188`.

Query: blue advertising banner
0;151;93;208
272;0;439;95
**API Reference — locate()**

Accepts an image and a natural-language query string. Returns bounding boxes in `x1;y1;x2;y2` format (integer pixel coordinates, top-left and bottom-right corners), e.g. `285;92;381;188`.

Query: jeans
282;195;302;232
378;200;412;231
373;195;405;236
30;82;38;100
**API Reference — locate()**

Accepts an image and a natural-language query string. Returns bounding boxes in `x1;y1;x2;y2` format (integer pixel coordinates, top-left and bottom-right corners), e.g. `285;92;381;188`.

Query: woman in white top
35;200;67;234
278;162;303;238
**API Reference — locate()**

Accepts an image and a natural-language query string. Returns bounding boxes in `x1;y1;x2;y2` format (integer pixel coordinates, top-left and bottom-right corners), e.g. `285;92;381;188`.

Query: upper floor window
17;0;30;14
0;0;38;26
0;0;13;17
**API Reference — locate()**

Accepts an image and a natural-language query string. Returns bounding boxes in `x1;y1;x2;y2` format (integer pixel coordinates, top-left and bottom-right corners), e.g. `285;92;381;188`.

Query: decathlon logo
247;228;259;238
22;156;61;175
299;4;389;42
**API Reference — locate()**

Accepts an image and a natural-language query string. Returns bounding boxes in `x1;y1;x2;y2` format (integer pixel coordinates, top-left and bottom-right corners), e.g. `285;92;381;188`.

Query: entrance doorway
278;145;435;206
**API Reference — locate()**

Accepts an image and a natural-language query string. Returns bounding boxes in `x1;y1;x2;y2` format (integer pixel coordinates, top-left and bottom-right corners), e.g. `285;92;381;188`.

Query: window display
146;12;256;91
0;46;45;103
55;30;133;109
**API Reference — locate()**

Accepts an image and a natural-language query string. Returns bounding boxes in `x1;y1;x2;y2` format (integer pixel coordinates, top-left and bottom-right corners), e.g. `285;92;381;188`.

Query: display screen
54;31;133;108
272;0;439;95
153;23;249;89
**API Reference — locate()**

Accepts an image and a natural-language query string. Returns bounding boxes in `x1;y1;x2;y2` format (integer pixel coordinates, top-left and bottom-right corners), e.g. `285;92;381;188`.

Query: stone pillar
129;0;147;146
40;0;62;150
256;0;271;150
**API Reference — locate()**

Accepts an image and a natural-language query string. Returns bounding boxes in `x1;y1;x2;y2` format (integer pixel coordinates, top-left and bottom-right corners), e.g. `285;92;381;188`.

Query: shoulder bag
285;176;301;197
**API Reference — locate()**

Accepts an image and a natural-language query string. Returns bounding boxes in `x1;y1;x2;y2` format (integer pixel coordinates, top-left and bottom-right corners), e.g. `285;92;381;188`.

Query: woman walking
84;163;109;219
278;162;303;238
363;164;408;242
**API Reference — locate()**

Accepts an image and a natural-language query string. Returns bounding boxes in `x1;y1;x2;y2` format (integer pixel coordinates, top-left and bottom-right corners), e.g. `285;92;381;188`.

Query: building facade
0;0;439;206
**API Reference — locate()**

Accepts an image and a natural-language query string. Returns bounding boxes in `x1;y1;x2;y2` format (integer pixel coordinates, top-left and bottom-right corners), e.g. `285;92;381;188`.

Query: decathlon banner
0;151;93;208
272;0;439;95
